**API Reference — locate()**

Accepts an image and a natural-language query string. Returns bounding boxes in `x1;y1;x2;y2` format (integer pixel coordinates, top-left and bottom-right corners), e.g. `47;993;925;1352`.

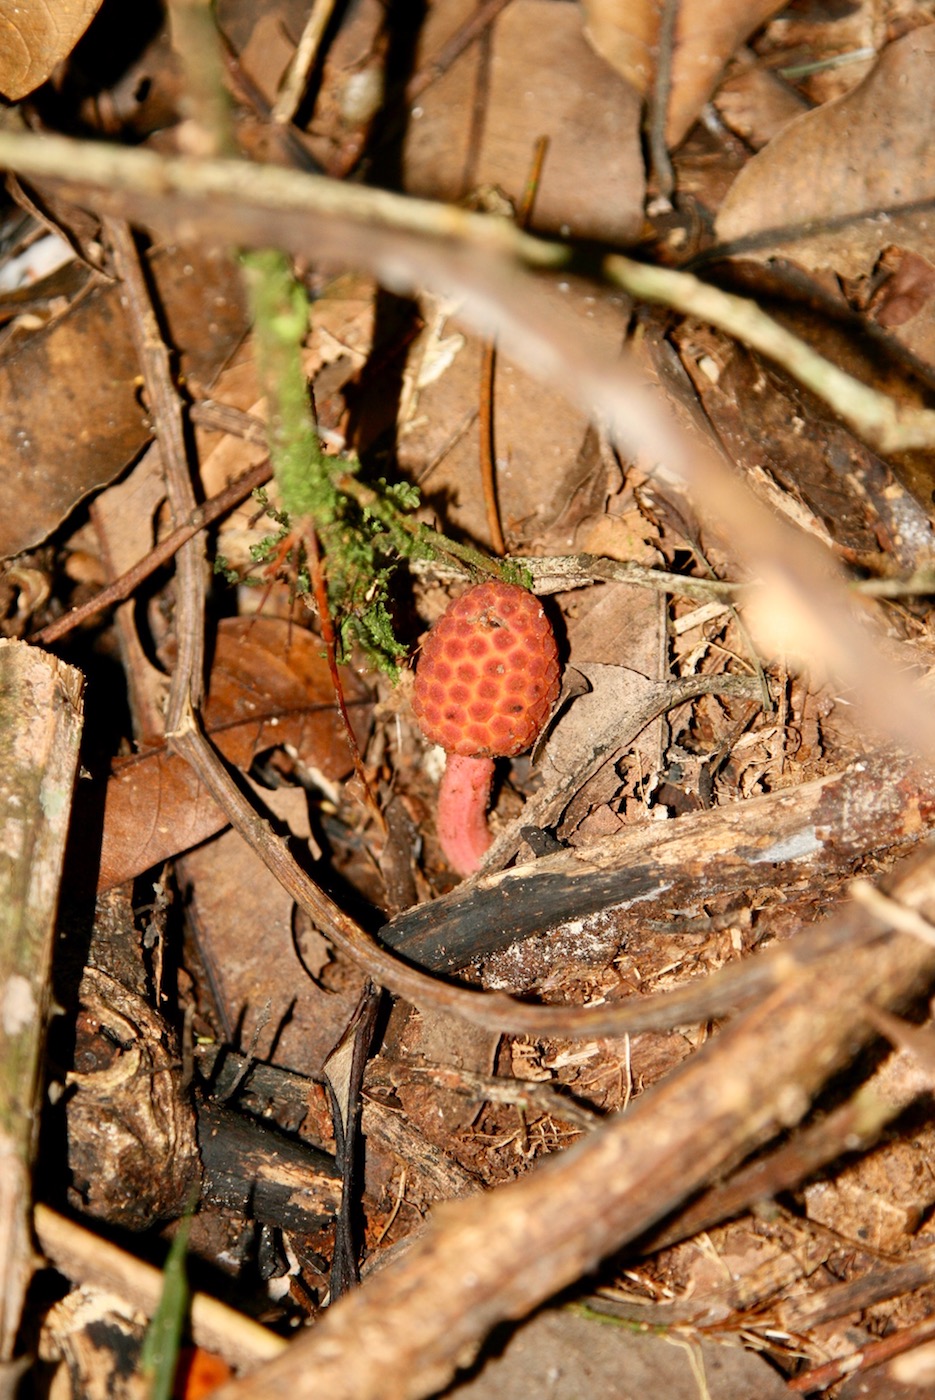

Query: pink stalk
435;752;496;878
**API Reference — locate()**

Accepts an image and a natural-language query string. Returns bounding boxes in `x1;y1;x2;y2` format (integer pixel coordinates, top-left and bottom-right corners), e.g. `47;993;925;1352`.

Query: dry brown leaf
0;243;247;559
95;617;371;890
713;55;809;151
402;0;644;244
713;24;935;376
179;804;368;1078
582;0;788;148
0;0;103;99
715;25;935;278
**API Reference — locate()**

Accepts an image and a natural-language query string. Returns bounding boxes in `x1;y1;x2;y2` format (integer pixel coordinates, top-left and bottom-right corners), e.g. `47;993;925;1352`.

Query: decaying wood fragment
60;885;341;1236
66;966;201;1230
382;749;935;970
197;1099;342;1233
0;641;83;1360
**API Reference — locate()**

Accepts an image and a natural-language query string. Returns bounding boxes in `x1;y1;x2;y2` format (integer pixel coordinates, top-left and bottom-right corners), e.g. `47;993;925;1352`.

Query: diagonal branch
2;131;934;764
206;846;935;1400
103;215;206;729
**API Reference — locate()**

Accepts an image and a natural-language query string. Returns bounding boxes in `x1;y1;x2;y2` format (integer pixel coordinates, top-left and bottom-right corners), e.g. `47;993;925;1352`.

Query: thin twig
478;137;548;556
6;128;935;462
205;868;935;1400
103;217;206;726
304;526;385;830
518;554;752;599
603;250;935;456
166;0;237;157
478;342;505;555
648;0;678;198
787;1315;935;1394
272;0;339;125
33;1205;285;1370
404;0;515;108
31;460;272;646
0;648;83;1359
644;1047;931;1254
850;879;935;948
0;118;920;439
5;132;935;759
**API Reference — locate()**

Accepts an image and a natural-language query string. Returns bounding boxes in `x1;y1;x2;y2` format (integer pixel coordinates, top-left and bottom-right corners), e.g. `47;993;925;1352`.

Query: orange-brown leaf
0;0;103;100
96;617;372;890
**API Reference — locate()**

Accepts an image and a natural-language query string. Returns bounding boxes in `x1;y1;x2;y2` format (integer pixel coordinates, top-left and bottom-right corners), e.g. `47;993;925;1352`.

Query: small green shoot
139;1206;194;1400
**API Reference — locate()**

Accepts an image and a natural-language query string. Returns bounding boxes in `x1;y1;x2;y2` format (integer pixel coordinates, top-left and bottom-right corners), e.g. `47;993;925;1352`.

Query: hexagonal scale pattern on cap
413;582;560;758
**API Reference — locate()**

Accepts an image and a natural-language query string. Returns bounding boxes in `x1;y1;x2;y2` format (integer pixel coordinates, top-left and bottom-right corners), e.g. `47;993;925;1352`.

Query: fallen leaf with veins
94;617;371;890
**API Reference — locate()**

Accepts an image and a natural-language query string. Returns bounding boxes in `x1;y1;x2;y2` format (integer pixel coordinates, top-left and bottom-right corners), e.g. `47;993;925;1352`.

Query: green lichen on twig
230;249;530;674
240;249;332;524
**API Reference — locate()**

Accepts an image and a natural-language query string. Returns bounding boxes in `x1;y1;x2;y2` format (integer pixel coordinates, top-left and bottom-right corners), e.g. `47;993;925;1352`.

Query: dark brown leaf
0;242;247;558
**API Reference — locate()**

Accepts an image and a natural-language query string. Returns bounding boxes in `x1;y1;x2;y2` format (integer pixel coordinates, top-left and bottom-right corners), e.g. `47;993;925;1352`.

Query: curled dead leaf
868;248;935;330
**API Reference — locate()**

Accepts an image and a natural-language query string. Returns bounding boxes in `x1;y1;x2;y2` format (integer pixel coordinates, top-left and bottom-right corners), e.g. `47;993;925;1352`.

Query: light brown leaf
0;0;103;100
715;26;935;279
94;617;372;890
402;0;644;245
713;56;810;151
582;0;787;148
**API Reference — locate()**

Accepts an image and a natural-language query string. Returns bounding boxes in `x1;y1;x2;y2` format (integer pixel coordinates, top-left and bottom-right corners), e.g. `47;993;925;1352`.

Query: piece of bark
169;713;905;1041
197;1043;481;1206
206;845;935;1400
195;1045;331;1141
66;967;201;1231
0;641;83;1360
196;1099;341;1234
381;750;933;970
37;1286;149;1400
